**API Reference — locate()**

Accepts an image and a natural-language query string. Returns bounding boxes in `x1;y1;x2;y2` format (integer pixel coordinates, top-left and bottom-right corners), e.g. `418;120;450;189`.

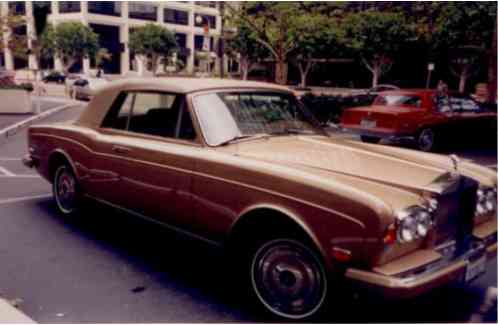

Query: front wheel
53;165;81;216
417;128;437;152
250;238;328;320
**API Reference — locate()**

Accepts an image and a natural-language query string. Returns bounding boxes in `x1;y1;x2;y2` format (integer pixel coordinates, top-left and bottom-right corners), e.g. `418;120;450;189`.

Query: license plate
465;256;486;282
360;119;376;128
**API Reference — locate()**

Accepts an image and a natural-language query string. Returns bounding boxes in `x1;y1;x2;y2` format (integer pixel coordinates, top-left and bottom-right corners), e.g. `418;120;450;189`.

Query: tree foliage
129;23;178;76
291;14;344;87
432;2;497;92
343;11;415;87
227;2;348;84
225;24;269;80
40;22;99;74
226;1;495;94
0;11;28;61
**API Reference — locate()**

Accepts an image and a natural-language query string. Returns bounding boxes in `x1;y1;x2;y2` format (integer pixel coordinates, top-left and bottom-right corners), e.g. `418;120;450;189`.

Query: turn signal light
383;223;397;245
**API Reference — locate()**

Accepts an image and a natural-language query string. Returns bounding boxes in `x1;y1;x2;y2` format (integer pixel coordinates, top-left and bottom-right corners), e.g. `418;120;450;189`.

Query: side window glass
103;91;195;141
178;106;196;140
434;95;451;113
127;92;179;138
102;92;133;130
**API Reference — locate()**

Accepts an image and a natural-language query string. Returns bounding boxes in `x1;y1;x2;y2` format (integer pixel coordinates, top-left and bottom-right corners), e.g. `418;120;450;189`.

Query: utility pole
218;1;225;79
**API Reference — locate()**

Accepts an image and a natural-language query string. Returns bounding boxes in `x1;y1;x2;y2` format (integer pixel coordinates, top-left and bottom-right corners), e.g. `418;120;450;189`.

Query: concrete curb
0;103;75;140
0;298;35;323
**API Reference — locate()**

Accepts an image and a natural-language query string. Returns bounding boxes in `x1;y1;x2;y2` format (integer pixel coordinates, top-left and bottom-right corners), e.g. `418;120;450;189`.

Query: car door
94;90;199;229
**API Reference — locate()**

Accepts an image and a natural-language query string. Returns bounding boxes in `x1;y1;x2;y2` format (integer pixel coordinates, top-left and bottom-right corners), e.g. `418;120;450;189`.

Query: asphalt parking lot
0;104;496;322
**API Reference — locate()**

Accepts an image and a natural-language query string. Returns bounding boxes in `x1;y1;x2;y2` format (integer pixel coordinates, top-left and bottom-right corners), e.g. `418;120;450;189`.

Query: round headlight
476;187;497;215
398;215;418;243
416;210;432;237
485;190;497;212
477;203;486;215
428;198;438;213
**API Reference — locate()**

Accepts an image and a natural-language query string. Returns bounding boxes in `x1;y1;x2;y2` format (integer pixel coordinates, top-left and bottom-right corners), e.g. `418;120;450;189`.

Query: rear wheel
360;135;381;144
53;164;81;216
249;237;328;320
417;128;436;152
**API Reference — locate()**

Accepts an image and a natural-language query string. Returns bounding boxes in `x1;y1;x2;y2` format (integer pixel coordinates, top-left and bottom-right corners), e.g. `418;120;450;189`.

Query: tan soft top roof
97;77;292;94
76;77;292;129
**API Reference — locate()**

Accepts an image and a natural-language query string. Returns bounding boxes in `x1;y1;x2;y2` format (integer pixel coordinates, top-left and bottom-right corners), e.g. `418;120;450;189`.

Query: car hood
230;135;492;196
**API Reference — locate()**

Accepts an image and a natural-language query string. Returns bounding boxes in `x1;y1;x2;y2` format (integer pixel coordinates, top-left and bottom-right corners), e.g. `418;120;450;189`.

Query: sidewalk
0;297;35;323
0;97;80;140
0;97;72;130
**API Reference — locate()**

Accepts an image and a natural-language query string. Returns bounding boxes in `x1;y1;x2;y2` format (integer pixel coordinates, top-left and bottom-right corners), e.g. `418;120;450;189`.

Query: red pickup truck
340;89;497;151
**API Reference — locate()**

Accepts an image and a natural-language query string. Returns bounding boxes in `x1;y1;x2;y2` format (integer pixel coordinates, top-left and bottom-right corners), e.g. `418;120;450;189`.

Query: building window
8;2;26;15
194;35;213;51
33;2;52;14
59;2;81;13
88;2;122;16
194;14;216;29
129;2;157;21
164;8;189;26
175;33;187;48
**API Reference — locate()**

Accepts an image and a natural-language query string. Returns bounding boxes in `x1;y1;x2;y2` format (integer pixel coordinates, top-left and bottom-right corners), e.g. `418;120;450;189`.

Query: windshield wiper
218;133;270;146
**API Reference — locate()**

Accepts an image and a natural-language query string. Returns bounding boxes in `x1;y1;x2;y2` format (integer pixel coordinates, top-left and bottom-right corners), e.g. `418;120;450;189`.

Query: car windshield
193;91;320;146
374;95;422;108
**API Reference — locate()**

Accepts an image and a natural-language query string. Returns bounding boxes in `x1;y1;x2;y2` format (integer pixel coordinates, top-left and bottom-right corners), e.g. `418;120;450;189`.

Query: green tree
129;23;178;76
291;15;344;88
433;2;497;93
228;2;338;85
39;22;99;74
0;10;28;64
343;11;415;87
225;24;269;80
37;23;55;62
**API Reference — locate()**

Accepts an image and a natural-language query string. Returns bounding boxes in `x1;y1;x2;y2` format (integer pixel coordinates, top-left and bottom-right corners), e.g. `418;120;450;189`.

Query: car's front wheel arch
226;208;325;262
226;208;331;320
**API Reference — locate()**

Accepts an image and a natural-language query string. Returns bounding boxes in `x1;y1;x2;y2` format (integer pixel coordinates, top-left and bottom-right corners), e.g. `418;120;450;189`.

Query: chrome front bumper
345;223;497;299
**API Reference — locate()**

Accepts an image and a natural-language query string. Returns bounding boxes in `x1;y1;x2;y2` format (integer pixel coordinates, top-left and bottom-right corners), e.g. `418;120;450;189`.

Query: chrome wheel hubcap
251;239;327;319
418;129;434;151
55;168;77;214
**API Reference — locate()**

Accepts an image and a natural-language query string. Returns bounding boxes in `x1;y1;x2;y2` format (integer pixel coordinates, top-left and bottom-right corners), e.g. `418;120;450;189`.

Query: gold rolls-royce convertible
23;78;497;320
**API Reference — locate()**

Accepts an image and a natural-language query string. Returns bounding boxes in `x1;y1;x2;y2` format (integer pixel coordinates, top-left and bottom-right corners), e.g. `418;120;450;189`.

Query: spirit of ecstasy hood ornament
449;154;460;175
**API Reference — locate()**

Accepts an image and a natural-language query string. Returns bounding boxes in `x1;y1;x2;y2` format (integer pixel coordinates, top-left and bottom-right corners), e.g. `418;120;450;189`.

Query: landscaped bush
301;93;376;124
0;83;34;92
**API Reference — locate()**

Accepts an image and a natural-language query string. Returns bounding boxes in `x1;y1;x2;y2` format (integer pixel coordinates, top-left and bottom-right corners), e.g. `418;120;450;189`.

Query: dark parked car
42;71;66;84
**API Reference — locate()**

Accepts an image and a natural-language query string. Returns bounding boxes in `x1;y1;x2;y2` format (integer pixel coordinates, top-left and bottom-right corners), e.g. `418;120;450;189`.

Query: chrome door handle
111;145;131;154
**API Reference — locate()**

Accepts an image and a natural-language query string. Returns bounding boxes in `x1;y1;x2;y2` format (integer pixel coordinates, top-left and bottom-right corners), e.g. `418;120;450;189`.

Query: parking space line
0;194;52;205
0;166;15;176
0;103;73;138
0;175;40;178
0;158;21;161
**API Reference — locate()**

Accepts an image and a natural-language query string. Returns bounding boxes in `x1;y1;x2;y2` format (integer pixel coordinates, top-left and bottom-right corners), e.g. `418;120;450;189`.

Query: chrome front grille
433;176;478;251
